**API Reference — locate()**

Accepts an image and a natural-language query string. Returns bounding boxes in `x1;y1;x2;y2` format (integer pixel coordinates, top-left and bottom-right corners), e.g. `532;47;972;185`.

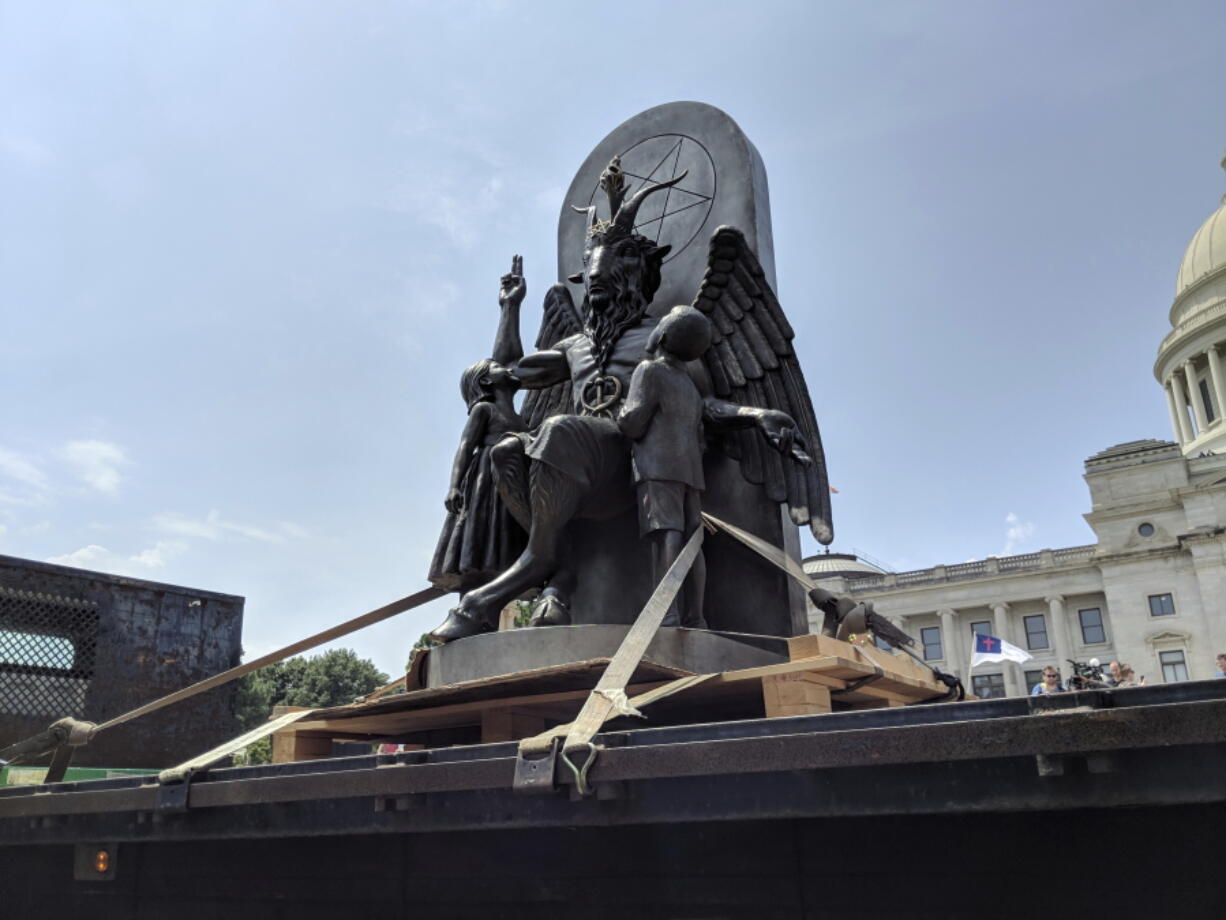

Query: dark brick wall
0;554;243;768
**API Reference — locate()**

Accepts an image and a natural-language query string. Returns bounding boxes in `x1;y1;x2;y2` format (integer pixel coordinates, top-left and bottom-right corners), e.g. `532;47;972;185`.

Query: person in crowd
1105;660;1123;686
1116;664;1144;687
1031;666;1066;695
1216;652;1226;678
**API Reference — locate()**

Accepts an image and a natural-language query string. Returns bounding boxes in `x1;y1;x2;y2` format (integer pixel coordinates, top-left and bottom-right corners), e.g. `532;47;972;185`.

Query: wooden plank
762;672;832;718
313;658;691;722
271;731;333;765
480;709;547;744
295;680;672;736
275;648;955;759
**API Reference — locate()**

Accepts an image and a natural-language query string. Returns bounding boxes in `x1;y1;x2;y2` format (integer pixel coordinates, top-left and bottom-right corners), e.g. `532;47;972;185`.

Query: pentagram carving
585;134;716;263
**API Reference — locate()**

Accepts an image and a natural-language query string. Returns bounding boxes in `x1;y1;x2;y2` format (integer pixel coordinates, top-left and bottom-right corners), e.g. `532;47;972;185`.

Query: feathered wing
520;283;583;430
692;226;834;544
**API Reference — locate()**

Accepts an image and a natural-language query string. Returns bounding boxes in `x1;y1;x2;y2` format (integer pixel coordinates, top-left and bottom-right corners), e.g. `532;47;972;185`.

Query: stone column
1209;345;1226;425
938;608;962;676
1171;371;1195;441
1165;382;1187;445
1045;595;1071;681
992;602;1021;697
1185;360;1209;433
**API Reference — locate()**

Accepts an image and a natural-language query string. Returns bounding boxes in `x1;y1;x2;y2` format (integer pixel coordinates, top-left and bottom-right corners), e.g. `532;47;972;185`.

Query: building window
874;635;892;652
920;626;943;660
1078;608;1106;644
1137;522;1154;537
1200;379;1216;423
972;673;1006;699
1023;615;1049;650
969;620;991;637
1024;668;1044;689
1159;650;1189;682
1148;593;1176;617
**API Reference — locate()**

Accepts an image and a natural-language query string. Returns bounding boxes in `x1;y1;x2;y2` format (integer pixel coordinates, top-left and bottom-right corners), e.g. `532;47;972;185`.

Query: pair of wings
520;226;833;545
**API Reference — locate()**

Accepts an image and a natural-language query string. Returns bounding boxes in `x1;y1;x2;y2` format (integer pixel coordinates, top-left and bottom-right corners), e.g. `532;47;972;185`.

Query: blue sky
2;1;1224;675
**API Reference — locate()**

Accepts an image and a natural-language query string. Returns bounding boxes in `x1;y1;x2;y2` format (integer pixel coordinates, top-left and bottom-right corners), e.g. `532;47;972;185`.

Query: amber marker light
94;849;110;874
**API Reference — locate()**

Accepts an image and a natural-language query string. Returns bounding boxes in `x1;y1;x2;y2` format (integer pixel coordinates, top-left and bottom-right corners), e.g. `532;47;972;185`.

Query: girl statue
428;258;529;593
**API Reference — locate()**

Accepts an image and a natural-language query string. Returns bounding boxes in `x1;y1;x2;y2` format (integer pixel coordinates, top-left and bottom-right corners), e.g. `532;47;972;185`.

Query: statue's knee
490;436;521;466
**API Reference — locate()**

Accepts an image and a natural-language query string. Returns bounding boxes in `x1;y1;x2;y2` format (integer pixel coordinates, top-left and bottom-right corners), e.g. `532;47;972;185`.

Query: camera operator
1067;658;1111;690
1031;666;1067;695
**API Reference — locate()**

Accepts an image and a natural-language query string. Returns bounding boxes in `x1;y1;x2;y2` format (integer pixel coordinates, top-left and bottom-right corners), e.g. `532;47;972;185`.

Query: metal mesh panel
0;586;98;717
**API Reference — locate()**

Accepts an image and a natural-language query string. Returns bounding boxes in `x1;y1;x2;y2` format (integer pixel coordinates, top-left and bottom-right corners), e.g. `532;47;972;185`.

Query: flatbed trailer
3;680;1225;918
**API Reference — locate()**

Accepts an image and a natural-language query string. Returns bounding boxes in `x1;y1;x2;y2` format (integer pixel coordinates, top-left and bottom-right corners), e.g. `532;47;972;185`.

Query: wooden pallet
270;633;959;763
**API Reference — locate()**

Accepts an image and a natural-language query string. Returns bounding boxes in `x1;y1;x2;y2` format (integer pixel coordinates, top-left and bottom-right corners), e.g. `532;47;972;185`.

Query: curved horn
611;170;689;235
571;204;599;234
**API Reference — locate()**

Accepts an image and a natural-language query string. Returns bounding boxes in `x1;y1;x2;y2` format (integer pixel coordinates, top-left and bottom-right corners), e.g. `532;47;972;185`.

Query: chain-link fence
0;586;98;718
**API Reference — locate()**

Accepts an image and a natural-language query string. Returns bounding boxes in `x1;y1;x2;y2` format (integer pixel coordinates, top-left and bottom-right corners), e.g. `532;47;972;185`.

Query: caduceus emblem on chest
579;374;623;415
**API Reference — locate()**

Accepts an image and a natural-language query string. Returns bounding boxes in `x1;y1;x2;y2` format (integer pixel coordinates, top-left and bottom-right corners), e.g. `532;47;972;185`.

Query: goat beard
585;287;647;372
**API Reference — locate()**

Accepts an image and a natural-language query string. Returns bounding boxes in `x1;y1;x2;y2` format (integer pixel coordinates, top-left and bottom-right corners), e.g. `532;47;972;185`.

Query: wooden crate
269;636;956;763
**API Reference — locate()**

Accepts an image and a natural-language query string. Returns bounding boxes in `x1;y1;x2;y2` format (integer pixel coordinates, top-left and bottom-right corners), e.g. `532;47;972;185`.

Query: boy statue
617;305;713;628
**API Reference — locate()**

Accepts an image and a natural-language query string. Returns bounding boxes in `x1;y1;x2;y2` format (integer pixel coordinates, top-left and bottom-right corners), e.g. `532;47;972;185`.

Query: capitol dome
1155;153;1226;457
802;552;887;581
1175;184;1226;299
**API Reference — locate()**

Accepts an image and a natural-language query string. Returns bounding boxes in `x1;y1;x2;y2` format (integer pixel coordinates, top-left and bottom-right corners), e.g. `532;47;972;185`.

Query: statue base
424;625;788;689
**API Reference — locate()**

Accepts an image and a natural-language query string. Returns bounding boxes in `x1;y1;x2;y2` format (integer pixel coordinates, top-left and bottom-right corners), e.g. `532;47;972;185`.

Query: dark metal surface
9;806;1226;919
426;625;786;687
2;680;1224;846
0;554;243;768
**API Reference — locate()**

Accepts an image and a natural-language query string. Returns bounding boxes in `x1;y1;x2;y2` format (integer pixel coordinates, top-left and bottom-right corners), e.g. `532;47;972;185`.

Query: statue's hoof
430;607;486;642
529;594;571;627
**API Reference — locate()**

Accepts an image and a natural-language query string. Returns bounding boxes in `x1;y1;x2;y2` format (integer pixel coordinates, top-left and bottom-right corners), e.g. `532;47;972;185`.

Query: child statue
616;305;714;628
428;259;529;594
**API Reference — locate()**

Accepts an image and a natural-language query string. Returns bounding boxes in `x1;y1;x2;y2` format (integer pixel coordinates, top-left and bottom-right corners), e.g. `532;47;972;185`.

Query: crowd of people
1030;660;1144;695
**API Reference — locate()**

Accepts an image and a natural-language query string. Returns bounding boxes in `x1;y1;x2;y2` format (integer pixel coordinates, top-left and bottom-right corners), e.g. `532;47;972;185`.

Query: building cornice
1084;443;1182;472
1168;261;1226;326
846;545;1096;596
1154;298;1226;381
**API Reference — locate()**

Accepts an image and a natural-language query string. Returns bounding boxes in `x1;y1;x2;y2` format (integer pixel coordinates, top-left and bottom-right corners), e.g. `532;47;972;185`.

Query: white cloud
46;544;114;569
384;174;504;250
61;440;127;495
0;447;48;490
1003;512;1036;555
152;509;303;544
47;540;188;575
129;540;187;568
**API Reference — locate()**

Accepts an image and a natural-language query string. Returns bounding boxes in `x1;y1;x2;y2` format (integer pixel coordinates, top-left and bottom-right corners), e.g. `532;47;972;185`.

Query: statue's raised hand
498;254;526;310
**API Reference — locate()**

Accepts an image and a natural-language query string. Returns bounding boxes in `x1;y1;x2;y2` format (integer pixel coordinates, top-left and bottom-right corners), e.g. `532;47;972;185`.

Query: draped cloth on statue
429;433;526;593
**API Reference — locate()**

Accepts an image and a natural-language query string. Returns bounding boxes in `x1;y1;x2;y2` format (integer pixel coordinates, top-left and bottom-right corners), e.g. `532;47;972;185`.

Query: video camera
1067;658;1111;691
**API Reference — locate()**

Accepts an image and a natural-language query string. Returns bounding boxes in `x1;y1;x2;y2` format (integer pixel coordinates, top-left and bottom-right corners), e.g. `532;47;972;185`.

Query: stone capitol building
806;154;1226;698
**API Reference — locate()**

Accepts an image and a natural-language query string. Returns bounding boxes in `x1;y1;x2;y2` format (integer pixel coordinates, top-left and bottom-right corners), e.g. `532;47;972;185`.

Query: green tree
232;649;389;764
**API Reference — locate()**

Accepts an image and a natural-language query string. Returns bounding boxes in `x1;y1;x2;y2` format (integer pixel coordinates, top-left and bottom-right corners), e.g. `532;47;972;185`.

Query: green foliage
232;649;389;764
277;649;389;709
513;600;534;628
412;632;441;653
231;735;271;765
